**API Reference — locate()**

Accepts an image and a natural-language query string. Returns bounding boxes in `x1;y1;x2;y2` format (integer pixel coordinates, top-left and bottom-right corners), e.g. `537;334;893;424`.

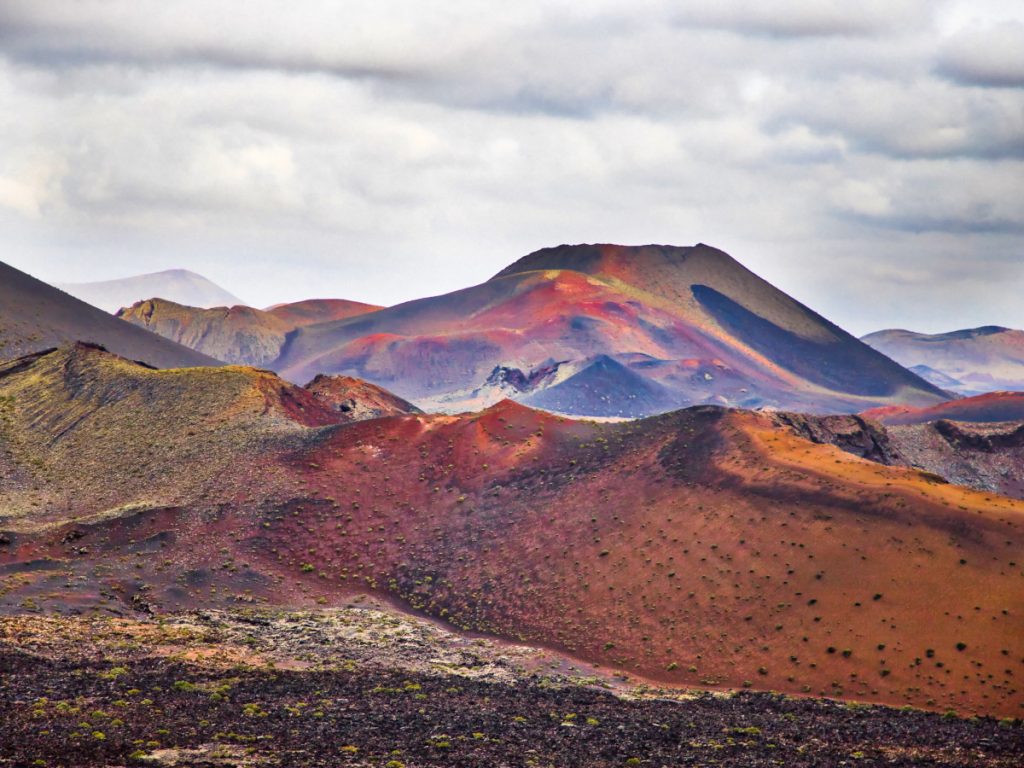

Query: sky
0;1;1022;336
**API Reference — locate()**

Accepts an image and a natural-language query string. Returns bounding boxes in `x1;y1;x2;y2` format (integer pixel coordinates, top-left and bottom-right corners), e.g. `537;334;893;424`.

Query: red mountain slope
864;391;1024;425
305;374;421;421
264;244;944;416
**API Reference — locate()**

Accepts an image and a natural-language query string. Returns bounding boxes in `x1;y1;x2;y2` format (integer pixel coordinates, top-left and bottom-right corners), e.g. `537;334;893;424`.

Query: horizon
10;238;1024;338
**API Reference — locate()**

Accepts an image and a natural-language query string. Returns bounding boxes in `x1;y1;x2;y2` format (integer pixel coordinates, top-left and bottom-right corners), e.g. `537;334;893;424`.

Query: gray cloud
937;21;1024;87
772;77;1024;160
0;0;1022;336
674;0;931;39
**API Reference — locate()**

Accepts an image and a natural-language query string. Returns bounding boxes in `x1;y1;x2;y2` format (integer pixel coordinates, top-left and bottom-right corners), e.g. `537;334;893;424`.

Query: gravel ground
1;608;1022;767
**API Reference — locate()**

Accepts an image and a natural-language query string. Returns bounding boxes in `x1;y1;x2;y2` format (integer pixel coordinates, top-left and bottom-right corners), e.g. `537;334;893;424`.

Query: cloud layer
0;0;1022;335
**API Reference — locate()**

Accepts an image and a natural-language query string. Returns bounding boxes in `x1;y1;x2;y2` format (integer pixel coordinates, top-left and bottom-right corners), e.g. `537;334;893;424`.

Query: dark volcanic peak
0;260;221;370
489;242;732;280
522;354;680;418
270;243;946;414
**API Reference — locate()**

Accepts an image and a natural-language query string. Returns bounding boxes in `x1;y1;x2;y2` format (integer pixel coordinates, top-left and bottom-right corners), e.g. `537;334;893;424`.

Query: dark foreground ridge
1;609;1022;768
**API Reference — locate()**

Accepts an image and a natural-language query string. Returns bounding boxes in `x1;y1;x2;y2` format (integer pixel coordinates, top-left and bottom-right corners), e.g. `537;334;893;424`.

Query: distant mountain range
118;297;383;368
0;261;221;370
118;243;947;417
862;326;1024;395
58;268;244;313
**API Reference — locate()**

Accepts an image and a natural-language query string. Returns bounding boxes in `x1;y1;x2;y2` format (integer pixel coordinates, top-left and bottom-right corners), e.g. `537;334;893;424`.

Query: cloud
937;21;1024;87
827;159;1024;234
673;0;930;38
773;76;1024;160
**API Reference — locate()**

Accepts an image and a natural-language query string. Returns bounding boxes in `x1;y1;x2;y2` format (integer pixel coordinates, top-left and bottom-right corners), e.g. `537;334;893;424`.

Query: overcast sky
1;1;1022;335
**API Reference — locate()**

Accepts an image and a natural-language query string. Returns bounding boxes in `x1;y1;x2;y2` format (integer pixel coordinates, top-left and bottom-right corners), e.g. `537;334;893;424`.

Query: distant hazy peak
863;326;1016;342
58;268;244;313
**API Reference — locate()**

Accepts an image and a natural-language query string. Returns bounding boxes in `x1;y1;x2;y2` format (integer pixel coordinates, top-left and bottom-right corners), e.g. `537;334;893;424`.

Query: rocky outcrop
771;410;1024;500
304;374;421;422
770;412;905;464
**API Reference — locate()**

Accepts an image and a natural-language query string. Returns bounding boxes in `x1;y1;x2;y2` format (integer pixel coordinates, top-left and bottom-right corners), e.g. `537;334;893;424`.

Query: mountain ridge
118;297;383;367
0;260;222;370
118;243;946;417
863;326;1024;395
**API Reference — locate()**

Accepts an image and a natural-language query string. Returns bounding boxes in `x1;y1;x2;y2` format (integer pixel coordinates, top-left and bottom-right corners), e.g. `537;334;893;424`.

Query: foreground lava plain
2;607;1022;768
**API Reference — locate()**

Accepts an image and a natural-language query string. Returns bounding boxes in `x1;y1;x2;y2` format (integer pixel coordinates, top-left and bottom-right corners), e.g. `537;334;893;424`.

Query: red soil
865;391;1024;425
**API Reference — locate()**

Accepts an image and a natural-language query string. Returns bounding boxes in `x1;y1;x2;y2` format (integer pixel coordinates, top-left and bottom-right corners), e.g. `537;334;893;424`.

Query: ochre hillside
118;297;382;367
